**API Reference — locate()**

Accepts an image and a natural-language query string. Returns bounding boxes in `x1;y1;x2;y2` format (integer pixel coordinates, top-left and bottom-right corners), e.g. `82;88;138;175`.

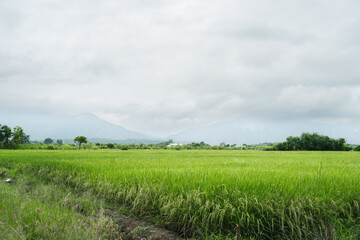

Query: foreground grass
0;172;121;240
0;150;359;239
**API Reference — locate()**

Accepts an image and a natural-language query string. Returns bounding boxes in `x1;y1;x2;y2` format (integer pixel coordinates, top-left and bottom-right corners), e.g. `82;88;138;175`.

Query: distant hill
170;118;360;145
0;112;151;141
1;112;359;145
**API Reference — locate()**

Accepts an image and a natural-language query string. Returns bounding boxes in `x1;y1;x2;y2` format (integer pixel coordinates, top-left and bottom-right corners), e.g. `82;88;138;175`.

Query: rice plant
0;150;359;239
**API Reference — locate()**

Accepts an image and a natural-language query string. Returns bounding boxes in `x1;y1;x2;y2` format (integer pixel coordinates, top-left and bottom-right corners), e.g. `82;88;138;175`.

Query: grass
0;170;122;239
0;149;359;239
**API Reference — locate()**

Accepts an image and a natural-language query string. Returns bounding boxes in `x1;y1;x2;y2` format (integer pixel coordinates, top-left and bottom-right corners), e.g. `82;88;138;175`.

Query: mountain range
0;112;149;141
1;112;359;145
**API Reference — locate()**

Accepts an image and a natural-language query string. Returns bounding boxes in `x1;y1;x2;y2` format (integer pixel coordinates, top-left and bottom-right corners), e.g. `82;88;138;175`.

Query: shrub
46;145;55;150
120;145;129;150
106;143;115;149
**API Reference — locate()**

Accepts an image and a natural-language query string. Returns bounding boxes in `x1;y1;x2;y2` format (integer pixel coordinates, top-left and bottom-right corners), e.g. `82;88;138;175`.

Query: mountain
170;118;360;145
1;112;359;145
0;112;150;141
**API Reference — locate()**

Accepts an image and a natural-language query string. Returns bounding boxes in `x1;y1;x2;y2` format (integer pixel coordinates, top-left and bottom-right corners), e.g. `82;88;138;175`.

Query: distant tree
0;124;4;146
107;143;115;149
74;136;87;149
274;133;348;151
12;126;30;145
354;145;360;151
158;139;174;146
44;138;54;145
273;142;287;151
0;125;12;148
47;145;55;150
141;144;150;149
56;139;63;145
344;145;352;151
286;136;301;150
334;138;346;151
191;142;201;148
119;145;128;150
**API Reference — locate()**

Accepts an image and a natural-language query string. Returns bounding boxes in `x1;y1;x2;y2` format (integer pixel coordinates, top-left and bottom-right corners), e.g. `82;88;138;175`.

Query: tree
354;145;360;151
274;133;348;151
12;126;30;145
120;144;129;150
44;138;54;145
334;138;346;151
107;143;115;149
74;136;87;149
0;125;12;148
0;124;3;143
56;139;63;145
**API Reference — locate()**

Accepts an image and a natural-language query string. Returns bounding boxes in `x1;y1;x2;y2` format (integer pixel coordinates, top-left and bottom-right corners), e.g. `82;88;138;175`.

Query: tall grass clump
0;150;359;239
0;172;122;239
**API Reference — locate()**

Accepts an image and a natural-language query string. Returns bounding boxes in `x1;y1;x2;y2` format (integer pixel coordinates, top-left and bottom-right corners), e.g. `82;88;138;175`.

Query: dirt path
106;209;181;240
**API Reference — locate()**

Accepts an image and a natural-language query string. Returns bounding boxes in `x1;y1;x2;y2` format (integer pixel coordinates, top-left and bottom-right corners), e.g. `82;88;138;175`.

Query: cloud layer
1;0;360;136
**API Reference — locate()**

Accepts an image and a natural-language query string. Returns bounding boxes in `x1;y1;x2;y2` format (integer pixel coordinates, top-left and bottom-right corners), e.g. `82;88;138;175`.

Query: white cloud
0;0;360;136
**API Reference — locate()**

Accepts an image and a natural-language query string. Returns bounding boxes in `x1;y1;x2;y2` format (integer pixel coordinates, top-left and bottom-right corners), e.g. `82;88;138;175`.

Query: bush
344;145;353;151
46;145;55;150
354;145;360;151
120;145;129;150
106;143;115;149
274;133;348;151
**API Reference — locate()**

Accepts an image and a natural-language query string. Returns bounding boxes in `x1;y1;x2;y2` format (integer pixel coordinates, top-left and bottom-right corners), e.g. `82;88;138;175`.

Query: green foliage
354;145;360;151
0;124;31;149
274;133;348;151
12;126;30;145
44;138;54;145
56;139;63;145
0;150;359;239
74;136;87;149
0;125;12;148
106;143;115;149
46;145;55;150
0;173;122;239
119;145;129;150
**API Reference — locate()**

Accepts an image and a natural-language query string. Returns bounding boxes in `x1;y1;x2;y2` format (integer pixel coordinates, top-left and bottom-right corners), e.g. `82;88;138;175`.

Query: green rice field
0;150;359;239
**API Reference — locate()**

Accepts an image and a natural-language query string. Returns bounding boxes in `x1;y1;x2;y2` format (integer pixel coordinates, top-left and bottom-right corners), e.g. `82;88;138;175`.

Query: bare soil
105;209;181;240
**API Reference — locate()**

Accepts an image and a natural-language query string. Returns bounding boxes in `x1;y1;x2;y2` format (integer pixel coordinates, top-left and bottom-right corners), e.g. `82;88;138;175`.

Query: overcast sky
1;0;360;136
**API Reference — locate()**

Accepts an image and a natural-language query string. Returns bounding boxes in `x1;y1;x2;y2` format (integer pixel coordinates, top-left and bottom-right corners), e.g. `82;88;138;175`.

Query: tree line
273;132;354;151
2;123;360;151
0;124;30;149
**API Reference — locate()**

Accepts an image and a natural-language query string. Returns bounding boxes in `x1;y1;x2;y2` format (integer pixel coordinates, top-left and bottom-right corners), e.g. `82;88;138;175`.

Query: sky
1;0;360;137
